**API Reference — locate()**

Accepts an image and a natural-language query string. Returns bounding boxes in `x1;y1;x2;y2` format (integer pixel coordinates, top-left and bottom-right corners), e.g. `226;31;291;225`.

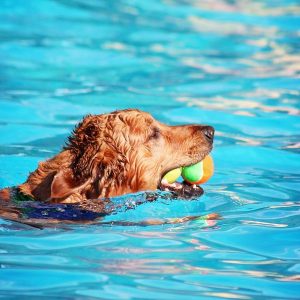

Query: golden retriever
0;109;214;223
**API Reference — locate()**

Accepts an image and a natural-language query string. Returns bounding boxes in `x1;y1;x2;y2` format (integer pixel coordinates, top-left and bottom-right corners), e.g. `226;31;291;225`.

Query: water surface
0;0;300;299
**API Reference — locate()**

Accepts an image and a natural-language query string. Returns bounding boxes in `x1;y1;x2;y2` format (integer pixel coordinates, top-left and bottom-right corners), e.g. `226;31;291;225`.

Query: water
0;0;300;298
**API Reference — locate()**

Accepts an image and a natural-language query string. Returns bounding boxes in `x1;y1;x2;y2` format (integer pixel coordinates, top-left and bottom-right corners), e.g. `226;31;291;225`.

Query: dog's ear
67;116;103;179
50;169;88;199
61;114;130;198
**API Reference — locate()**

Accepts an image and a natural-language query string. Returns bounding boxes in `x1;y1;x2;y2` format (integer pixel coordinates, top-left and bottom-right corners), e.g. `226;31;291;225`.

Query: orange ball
199;154;214;184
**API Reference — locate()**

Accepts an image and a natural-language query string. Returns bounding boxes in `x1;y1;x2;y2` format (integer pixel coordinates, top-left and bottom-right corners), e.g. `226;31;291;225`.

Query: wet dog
0;109;215;225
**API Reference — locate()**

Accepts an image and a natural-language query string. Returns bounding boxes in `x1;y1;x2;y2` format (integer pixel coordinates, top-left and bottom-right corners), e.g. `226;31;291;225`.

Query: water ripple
1;0;300;299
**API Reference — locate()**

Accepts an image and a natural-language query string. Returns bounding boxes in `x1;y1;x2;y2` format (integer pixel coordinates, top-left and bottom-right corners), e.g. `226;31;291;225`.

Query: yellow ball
162;167;182;184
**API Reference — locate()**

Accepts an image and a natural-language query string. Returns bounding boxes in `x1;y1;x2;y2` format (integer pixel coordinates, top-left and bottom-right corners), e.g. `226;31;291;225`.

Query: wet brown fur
1;109;213;204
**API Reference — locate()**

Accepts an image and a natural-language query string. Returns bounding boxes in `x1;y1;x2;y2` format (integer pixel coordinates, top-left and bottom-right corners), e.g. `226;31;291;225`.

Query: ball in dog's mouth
158;153;214;198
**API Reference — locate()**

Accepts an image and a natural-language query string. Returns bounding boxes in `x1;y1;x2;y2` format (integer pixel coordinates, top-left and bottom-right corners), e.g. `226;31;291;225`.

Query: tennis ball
162;167;182;184
182;155;214;184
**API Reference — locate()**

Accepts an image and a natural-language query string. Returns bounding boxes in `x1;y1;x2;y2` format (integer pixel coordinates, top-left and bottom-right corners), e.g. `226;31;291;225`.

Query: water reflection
0;0;300;298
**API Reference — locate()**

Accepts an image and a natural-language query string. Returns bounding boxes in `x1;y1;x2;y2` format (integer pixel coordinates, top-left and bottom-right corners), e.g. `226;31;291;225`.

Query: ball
182;155;214;184
162;167;182;184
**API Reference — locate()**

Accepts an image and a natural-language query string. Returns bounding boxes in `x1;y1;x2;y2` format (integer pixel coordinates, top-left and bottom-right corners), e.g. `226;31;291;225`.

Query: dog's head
49;109;214;200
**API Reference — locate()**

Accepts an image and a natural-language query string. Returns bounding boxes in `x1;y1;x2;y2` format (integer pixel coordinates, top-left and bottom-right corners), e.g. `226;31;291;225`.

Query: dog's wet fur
0;109;216;226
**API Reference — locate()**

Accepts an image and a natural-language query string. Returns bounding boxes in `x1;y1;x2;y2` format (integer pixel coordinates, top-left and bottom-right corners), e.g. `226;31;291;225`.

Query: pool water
1;0;300;298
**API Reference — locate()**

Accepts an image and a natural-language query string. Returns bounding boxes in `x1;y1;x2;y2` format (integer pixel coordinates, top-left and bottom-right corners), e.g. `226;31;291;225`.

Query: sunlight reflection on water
0;0;300;299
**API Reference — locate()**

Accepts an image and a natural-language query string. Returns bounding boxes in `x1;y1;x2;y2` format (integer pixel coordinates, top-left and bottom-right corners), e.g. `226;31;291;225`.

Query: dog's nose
202;126;215;142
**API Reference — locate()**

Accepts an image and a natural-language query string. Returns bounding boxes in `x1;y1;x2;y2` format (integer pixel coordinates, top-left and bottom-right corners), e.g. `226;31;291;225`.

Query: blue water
1;0;300;298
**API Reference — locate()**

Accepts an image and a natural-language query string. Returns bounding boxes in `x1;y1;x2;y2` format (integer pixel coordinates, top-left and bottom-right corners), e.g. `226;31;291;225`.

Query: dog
0;109;215;224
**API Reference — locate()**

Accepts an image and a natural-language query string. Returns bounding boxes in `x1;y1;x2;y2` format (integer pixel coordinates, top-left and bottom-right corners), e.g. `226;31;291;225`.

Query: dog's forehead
118;110;154;126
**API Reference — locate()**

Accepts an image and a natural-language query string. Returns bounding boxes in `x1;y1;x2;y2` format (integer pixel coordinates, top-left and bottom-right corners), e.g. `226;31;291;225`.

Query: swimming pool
0;0;300;298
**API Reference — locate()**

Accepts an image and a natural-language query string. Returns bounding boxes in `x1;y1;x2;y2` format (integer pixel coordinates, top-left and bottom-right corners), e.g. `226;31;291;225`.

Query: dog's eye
149;127;160;140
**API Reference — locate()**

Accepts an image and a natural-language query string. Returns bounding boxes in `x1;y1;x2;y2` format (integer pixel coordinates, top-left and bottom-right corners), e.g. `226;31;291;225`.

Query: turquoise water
1;0;300;298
